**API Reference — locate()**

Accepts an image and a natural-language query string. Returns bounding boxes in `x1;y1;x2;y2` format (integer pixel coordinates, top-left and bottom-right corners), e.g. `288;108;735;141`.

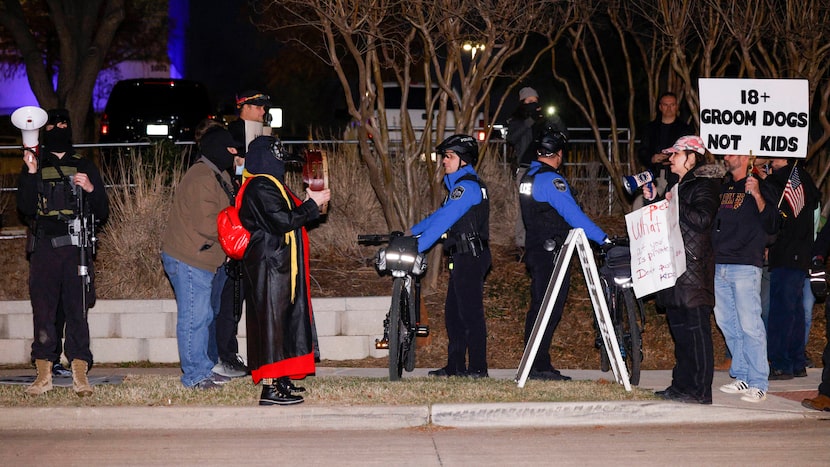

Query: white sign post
625;185;686;298
699;78;809;158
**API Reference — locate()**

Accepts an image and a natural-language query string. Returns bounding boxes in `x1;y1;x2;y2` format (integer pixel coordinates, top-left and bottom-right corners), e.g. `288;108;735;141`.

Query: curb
2;400;821;432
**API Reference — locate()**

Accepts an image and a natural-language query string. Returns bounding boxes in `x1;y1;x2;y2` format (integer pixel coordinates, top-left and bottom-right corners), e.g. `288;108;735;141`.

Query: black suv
99;79;212;143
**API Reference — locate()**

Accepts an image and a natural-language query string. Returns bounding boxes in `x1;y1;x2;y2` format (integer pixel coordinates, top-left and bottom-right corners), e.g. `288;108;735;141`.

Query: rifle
68;182;98;318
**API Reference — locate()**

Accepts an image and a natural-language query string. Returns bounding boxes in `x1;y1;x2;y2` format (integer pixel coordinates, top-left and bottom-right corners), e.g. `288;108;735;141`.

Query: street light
547;105;557;116
462;41;486;60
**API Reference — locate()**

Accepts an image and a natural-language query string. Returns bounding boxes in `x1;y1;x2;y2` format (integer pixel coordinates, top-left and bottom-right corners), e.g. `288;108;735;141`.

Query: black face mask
521;102;541;118
43;127;72;153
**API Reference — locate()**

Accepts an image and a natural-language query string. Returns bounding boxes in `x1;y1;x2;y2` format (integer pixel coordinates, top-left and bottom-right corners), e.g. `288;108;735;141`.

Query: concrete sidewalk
1;367;827;431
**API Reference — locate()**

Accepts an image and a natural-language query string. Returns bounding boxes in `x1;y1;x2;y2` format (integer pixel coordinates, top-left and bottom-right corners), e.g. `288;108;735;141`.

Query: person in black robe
239;136;330;405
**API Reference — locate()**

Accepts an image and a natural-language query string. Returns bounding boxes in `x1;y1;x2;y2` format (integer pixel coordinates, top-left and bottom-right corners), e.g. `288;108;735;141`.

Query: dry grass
0;374;657;407
95;148;186;299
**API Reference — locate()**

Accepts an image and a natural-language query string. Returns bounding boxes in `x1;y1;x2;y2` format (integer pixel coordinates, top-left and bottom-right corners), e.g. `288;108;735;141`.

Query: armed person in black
17;108;109;397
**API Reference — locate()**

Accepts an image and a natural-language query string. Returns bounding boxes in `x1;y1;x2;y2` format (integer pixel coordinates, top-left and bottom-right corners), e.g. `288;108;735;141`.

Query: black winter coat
655;163;724;310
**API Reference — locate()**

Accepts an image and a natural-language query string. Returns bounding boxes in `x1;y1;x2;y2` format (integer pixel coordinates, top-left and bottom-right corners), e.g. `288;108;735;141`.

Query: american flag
784;166;805;217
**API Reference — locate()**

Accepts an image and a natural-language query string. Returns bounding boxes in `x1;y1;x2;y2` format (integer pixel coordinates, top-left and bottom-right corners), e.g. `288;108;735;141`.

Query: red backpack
217;174;280;260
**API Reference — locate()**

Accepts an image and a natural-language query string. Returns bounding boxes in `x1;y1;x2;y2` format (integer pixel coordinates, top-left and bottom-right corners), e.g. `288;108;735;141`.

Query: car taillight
476;130;486;141
100;114;109;136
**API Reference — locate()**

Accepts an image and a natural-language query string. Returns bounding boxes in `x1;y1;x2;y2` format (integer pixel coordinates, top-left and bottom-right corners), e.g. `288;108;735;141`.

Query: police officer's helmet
437;134;479;166
537;129;568;157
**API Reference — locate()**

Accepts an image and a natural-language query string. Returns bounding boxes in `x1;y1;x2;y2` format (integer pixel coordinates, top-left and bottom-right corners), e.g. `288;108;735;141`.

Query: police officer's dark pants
665;305;714;402
444;250;491;374
524;249;570;372
29;238;93;366
216;272;243;362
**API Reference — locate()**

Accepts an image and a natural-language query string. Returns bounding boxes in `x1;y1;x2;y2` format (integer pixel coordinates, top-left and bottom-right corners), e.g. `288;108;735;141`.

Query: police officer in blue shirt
520;128;610;380
410;135;491;378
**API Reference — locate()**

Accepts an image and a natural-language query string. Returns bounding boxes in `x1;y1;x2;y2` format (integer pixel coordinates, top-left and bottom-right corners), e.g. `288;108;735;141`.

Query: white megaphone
622;170;654;195
11;105;48;151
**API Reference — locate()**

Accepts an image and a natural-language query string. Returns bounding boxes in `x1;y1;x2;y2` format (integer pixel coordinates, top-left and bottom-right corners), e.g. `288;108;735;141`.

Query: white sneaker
719;379;749;394
740;387;766;403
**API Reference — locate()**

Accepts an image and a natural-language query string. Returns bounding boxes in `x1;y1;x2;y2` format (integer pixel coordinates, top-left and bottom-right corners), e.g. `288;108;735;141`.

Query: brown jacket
162;159;232;271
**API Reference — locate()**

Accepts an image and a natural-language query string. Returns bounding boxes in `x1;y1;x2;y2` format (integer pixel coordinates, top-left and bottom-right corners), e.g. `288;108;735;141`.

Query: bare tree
254;0;570;226
550;0;641;208
0;0;168;141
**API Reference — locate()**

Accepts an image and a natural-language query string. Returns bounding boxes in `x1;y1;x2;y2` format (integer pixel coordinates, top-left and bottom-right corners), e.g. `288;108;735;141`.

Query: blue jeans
768;267;807;374
162;252;221;387
713;264;769;391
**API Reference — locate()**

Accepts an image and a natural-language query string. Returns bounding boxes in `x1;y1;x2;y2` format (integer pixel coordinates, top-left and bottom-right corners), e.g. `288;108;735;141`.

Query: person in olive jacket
644;135;724;405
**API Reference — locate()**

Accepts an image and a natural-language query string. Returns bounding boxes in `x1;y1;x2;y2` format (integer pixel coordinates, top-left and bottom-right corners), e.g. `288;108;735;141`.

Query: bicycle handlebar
357;231;404;245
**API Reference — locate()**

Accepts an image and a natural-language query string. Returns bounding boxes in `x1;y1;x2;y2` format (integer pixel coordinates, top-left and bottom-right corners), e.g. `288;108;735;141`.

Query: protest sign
699;78;809;158
625;185;686;298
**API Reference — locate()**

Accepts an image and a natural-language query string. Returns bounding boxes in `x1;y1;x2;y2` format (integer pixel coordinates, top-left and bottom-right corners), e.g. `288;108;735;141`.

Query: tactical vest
36;154;81;222
445;173;490;255
519;164;571;251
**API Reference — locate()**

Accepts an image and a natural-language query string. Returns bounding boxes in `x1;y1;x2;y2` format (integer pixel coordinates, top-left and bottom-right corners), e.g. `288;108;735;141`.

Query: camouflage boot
25;359;53;396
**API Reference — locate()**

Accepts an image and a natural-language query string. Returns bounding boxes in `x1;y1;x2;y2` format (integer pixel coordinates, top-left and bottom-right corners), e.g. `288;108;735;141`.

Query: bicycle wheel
388;278;406;381
620;289;643;385
403;279;417;372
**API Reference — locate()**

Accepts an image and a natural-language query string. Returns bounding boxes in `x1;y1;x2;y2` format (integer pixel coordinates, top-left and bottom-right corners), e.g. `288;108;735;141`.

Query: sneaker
740;387;766;403
51;362;72;377
193;378;220;390
212;360;246;378
719;379;749;394
228;354;250;375
210;372;232;385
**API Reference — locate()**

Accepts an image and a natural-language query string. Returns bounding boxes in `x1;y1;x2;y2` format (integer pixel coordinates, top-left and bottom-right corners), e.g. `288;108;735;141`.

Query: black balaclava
245;135;285;181
42;108;73;153
199;127;238;171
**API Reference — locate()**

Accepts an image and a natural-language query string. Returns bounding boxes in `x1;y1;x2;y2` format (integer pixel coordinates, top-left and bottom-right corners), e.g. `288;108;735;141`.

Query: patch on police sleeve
553;178;567;192
450;186;465;199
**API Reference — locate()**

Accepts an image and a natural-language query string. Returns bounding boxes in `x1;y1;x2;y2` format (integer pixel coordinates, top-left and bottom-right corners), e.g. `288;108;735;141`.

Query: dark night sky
186;0;279;114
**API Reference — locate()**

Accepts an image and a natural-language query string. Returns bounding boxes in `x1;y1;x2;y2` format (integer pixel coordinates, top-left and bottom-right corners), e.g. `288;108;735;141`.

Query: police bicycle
357;232;429;381
595;237;645;385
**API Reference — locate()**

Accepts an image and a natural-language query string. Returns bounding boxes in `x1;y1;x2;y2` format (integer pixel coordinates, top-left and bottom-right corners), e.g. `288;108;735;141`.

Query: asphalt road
3;420;827;466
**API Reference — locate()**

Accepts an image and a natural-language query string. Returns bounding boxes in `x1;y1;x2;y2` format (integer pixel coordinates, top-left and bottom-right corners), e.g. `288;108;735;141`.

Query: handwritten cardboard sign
625;185;686;298
699;78;808;158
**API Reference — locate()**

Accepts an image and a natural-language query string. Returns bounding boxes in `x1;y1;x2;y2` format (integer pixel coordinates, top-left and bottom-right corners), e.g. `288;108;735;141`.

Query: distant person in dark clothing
764;158;820;380
506;86;567;249
633;92;693;209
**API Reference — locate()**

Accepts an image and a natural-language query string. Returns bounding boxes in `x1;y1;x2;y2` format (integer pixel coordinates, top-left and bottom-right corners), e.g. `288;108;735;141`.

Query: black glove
809;256;827;301
599;238;614;255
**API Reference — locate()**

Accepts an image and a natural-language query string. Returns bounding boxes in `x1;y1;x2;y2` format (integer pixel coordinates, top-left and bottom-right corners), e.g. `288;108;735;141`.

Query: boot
259;378;303;406
25;359;53;396
71;360;93;397
279;376;306;393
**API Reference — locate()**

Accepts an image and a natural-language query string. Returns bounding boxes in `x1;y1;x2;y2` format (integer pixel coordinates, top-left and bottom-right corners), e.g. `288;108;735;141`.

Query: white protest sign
625;185;686;298
699;78;809;158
